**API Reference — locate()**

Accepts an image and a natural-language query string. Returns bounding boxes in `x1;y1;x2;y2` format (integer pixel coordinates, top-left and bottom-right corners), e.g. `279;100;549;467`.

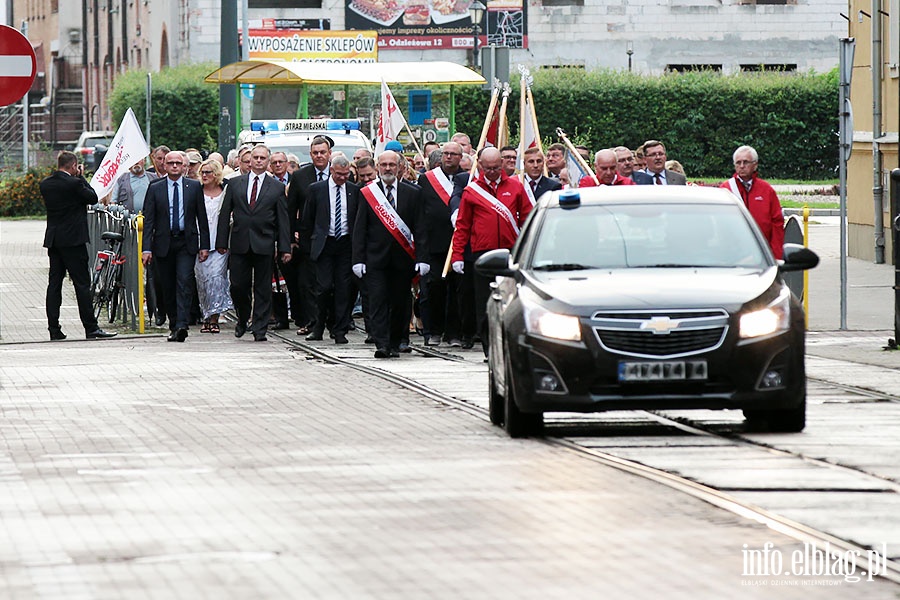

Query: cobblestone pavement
2;336;897;599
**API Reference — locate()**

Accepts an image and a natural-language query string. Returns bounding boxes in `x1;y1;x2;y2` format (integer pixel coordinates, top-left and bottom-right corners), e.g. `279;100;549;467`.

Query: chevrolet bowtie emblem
641;316;678;335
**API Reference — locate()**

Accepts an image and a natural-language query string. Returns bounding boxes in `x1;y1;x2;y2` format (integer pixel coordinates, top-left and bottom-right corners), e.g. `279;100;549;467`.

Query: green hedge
452;68;838;180
0;167;53;217
108;63;219;151
107;64;837;180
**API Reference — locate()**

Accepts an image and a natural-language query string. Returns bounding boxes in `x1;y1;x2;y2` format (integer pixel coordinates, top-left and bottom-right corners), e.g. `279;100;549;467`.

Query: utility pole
219;0;238;156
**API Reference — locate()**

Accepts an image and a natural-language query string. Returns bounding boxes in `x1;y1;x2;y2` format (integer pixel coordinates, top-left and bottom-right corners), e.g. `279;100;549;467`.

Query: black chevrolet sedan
476;186;819;438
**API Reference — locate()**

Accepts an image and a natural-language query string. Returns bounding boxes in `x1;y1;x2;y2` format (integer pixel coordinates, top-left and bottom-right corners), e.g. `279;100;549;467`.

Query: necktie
490;181;498;195
334;185;342;238
654;173;663;186
249;176;259;209
743;179;752;192
386;186;395;209
530;179;538;195
318;171;325;181
171;181;180;233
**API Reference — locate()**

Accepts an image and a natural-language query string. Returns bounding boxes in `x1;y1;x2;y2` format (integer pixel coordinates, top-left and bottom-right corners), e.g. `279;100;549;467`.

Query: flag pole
526;86;547;177
557;127;599;186
497;82;510;149
518;68;527;176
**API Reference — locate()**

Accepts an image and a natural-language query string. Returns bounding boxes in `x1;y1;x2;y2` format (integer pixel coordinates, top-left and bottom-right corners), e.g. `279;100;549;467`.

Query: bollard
136;214;145;335
891;169;900;345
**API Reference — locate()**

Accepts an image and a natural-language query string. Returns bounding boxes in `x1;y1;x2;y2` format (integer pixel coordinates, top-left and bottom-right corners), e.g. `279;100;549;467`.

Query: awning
204;59;485;86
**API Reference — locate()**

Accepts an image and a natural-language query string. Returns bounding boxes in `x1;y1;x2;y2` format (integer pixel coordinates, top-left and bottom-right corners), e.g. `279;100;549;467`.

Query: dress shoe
273;322;290;331
167;331;178;342
334;334;348;344
461;338;475;349
254;333;268;342
176;328;188;342
388;348;401;358
86;329;117;339
296;325;311;335
374;348;390;358
364;335;375;344
424;336;441;346
234;322;247;338
398;342;411;353
155;315;167;327
306;330;324;341
49;329;67;341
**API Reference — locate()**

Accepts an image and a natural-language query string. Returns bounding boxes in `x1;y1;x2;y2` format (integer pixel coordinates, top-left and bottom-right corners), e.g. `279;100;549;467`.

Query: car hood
527;267;779;313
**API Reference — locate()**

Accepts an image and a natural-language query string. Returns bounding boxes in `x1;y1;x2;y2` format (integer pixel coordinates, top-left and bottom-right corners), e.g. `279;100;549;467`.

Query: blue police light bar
558;189;581;209
249;119;361;134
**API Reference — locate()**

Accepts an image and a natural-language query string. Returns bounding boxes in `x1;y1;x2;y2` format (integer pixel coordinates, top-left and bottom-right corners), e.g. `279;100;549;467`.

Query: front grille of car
592;309;729;359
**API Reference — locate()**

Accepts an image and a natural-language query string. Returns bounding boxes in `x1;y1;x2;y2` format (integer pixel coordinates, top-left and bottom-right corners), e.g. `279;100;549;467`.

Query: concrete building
4;0;845;163
846;0;900;264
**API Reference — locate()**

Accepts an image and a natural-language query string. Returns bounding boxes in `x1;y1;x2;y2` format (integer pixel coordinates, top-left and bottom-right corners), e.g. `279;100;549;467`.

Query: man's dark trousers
152;234;196;330
313;235;353;337
230;251;274;336
46;244;98;331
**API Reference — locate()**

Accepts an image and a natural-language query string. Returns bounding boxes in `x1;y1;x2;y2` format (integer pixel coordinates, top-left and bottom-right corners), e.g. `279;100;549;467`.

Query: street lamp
626;41;633;72
470;0;486;70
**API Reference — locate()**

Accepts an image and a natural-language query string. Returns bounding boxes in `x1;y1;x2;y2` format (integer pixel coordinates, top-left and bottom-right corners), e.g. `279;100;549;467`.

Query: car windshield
530;203;768;270
81;136;112;148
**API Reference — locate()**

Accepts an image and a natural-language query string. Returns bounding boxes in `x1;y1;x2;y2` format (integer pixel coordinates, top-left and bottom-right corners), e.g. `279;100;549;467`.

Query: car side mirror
475;248;516;278
779;243;819;272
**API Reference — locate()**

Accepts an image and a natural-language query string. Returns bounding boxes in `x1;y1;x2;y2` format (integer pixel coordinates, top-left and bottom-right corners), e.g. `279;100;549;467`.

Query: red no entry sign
0;25;36;107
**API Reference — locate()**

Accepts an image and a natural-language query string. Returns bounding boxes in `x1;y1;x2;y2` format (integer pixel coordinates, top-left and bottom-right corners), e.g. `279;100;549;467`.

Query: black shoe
49;329;66;341
364;335;375;344
176;328;188;342
461;338;474;349
155;316;167;327
235;322;247;338
167;331;178;342
273;322;290;331
254;333;268;342
388;348;401;358
86;329;117;339
334;334;348;344
306;330;324;341
398;342;411;353
374;348;390;358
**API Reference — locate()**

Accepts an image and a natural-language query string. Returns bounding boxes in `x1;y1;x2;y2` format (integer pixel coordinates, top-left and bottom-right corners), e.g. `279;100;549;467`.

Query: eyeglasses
200;170;214;175
645;152;666;159
165;161;183;165
442;151;461;156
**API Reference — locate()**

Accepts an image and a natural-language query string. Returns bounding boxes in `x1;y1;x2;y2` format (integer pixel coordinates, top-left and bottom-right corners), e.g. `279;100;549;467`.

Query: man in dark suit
285;135;333;335
40;151;117;340
417;141;464;347
217;144;292;342
633;140;687;186
520;147;562;203
141;151;210;342
301;155;359;344
352;150;429;358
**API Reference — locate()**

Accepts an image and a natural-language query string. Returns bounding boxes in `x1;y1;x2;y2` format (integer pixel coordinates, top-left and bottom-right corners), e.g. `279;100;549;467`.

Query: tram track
278;332;900;584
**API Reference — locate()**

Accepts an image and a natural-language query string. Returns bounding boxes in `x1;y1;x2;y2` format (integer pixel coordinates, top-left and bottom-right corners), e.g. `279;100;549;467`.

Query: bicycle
90;231;127;323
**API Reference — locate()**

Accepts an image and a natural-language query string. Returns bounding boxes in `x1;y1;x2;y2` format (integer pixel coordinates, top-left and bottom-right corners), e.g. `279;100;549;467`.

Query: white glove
450;209;458;228
452;261;465;274
352;263;366;278
415;263;430;276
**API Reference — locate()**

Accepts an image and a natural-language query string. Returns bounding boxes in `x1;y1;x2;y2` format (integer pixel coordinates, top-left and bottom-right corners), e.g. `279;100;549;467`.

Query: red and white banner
89;108;150;199
375;79;408;155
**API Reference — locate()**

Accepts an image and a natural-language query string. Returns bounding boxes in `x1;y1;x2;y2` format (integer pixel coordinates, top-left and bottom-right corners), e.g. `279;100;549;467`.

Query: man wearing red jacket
451;147;532;355
720;145;784;259
578;148;637;188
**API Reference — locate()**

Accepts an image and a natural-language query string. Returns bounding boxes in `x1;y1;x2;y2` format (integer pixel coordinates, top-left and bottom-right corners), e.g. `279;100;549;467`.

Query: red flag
485;100;501;148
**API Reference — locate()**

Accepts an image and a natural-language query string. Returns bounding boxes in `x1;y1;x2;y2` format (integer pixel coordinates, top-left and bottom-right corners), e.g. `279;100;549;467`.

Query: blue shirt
167;177;185;231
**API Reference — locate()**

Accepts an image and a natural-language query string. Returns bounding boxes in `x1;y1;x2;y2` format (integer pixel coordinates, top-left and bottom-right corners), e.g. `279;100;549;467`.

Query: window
542;0;585;6
666;64;722;72
249;0;322;6
740;64;797;72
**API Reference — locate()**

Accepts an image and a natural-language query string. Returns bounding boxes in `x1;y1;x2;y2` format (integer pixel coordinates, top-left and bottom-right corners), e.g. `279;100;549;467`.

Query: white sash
361;182;416;259
424;167;454;205
466;180;520;236
726;177;742;199
520;174;537;206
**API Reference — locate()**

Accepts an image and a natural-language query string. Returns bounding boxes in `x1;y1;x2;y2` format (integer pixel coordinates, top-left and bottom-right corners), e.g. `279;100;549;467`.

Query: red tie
654;173;663;186
249;176;259;209
490;181;498;195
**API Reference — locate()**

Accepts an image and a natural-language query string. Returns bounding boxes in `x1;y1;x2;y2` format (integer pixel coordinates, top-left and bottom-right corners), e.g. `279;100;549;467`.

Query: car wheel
488;364;504;426
504;365;543;438
743;391;806;433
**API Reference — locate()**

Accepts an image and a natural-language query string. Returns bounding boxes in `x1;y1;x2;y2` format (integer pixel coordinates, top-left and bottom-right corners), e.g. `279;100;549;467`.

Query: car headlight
520;287;582;342
739;288;791;339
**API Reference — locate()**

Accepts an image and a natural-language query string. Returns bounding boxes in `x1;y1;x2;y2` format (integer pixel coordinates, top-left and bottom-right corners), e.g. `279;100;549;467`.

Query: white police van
239;118;372;165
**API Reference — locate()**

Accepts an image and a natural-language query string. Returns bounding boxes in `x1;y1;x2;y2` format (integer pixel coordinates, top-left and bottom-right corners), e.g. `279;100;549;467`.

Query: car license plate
618;360;708;382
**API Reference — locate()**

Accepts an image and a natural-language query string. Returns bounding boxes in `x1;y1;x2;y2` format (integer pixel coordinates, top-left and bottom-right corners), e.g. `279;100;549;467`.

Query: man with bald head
579;149;637;187
450;146;531;356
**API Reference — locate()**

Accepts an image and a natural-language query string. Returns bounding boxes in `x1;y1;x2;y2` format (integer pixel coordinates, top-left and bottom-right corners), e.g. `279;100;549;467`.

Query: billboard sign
246;29;378;62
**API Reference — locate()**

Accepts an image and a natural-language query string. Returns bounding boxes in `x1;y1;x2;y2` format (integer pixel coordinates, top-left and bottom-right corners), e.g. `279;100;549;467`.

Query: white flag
89;107;151;199
517;93;539;172
375;79;408;155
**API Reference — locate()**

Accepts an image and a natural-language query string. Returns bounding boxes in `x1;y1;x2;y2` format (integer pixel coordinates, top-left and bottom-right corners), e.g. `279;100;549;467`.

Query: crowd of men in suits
42;131;782;355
